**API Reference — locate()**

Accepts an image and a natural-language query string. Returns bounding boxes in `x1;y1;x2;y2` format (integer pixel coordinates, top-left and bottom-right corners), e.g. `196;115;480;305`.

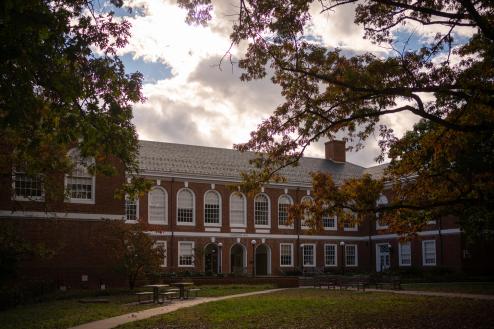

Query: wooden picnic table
145;284;169;303
171;282;194;299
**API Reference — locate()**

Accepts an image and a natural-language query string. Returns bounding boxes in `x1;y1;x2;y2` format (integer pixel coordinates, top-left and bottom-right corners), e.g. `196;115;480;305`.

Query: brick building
0;140;479;287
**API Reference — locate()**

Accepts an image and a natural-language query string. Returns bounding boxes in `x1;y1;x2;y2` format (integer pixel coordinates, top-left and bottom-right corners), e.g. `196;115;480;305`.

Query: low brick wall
163;276;298;288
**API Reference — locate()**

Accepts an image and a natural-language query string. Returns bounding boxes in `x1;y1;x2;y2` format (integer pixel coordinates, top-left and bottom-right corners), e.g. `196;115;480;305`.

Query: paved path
70;288;287;329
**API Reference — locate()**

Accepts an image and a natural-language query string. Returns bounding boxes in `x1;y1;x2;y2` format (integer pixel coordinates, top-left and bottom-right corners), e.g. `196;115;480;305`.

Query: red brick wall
0;157;125;216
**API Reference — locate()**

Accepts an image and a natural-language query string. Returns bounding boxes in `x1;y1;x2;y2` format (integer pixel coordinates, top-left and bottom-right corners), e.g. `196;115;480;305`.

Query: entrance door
204;244;218;274
230;244;245;274
376;244;391;272
255;244;270;276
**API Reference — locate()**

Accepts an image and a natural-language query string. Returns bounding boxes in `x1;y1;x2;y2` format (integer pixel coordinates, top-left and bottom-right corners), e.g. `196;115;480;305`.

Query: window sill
65;198;95;205
13;196;45;202
204;223;222;227
177;222;196;226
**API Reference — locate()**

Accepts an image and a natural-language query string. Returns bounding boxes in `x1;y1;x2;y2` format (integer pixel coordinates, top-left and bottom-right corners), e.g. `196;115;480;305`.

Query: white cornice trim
139;171;313;188
145;228;461;241
0;210;123;220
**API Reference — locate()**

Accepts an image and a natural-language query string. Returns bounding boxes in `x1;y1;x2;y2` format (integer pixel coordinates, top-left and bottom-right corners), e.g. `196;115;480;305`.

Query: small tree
101;220;164;290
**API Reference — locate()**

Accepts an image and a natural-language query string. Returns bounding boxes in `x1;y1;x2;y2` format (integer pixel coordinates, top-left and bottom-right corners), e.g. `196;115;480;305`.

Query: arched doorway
255;244;271;276
204;243;218;274
230;244;246;274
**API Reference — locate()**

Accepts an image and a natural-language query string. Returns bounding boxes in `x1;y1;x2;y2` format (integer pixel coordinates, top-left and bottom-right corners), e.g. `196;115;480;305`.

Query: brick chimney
324;140;346;163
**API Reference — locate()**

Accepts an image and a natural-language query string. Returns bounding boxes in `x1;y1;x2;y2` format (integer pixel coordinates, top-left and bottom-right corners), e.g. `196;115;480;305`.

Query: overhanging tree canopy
179;0;494;237
0;0;147;200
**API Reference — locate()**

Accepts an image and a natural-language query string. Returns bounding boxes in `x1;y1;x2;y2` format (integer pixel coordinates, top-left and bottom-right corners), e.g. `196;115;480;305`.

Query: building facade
0;140;474;287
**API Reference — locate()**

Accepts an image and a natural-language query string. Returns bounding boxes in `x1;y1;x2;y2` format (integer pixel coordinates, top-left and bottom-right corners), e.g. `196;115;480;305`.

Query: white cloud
118;0;439;168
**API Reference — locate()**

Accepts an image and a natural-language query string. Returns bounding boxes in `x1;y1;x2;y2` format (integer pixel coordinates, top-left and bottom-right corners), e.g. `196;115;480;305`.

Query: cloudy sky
102;0;471;167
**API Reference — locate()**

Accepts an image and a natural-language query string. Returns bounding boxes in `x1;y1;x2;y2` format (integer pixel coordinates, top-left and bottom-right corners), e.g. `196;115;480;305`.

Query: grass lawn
117;288;494;329
0;284;275;329
401;282;494;295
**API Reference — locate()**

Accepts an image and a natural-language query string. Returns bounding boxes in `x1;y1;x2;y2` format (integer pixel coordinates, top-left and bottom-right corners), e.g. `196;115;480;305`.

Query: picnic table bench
314;276;338;289
372;275;401;290
186;287;201;298
159;290;178;303
338;275;370;292
136;291;153;304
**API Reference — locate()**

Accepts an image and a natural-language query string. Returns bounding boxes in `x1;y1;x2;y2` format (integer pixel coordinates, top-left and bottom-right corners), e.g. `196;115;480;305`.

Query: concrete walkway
69;288;287;329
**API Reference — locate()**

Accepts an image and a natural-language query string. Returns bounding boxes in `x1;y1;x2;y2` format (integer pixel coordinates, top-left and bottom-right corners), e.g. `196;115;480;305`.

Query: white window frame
300;196;313;229
278;194;293;228
154;240;167;267
376;194;389;230
254;193;271;228
125;195;139;223
11;170;44;202
178;241;195;267
324;243;337;267
229;192;247;227
422;240;437;266
204;190;221;227
322;215;337;231
399;241;412;267
148;186;168;225
343;222;358;232
279;243;294;267
345;244;358;267
302;243;316;267
64;150;95;204
176;188;196;226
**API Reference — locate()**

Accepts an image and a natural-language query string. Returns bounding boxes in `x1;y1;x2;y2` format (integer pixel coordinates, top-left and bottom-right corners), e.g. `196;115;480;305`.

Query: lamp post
340;241;346;275
217;242;223;274
300;244;305;275
251;239;257;277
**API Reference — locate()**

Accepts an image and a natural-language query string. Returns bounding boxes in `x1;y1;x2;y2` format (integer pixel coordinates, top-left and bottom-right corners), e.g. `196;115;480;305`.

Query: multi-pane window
324;244;337;266
13;172;43;200
302;244;315;266
254;194;269;226
230;192;246;226
422;240;436;266
154;241;167;267
280;243;293;266
125;196;138;221
345;245;358;266
343;222;358;231
177;188;194;224
301;196;313;228
204;191;220;225
322;214;337;230
66;150;94;202
148;187;167;224
178;241;194;267
278;195;292;226
376;194;389;229
399;241;412;266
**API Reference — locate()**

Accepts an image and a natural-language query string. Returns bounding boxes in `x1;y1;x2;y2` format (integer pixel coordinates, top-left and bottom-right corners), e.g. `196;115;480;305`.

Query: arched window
177;188;195;224
322;204;337;230
278;195;293;227
148;187;167;225
65;149;95;203
204;190;221;225
254;193;270;226
300;196;313;228
230;192;246;227
376;194;389;229
125;195;139;222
